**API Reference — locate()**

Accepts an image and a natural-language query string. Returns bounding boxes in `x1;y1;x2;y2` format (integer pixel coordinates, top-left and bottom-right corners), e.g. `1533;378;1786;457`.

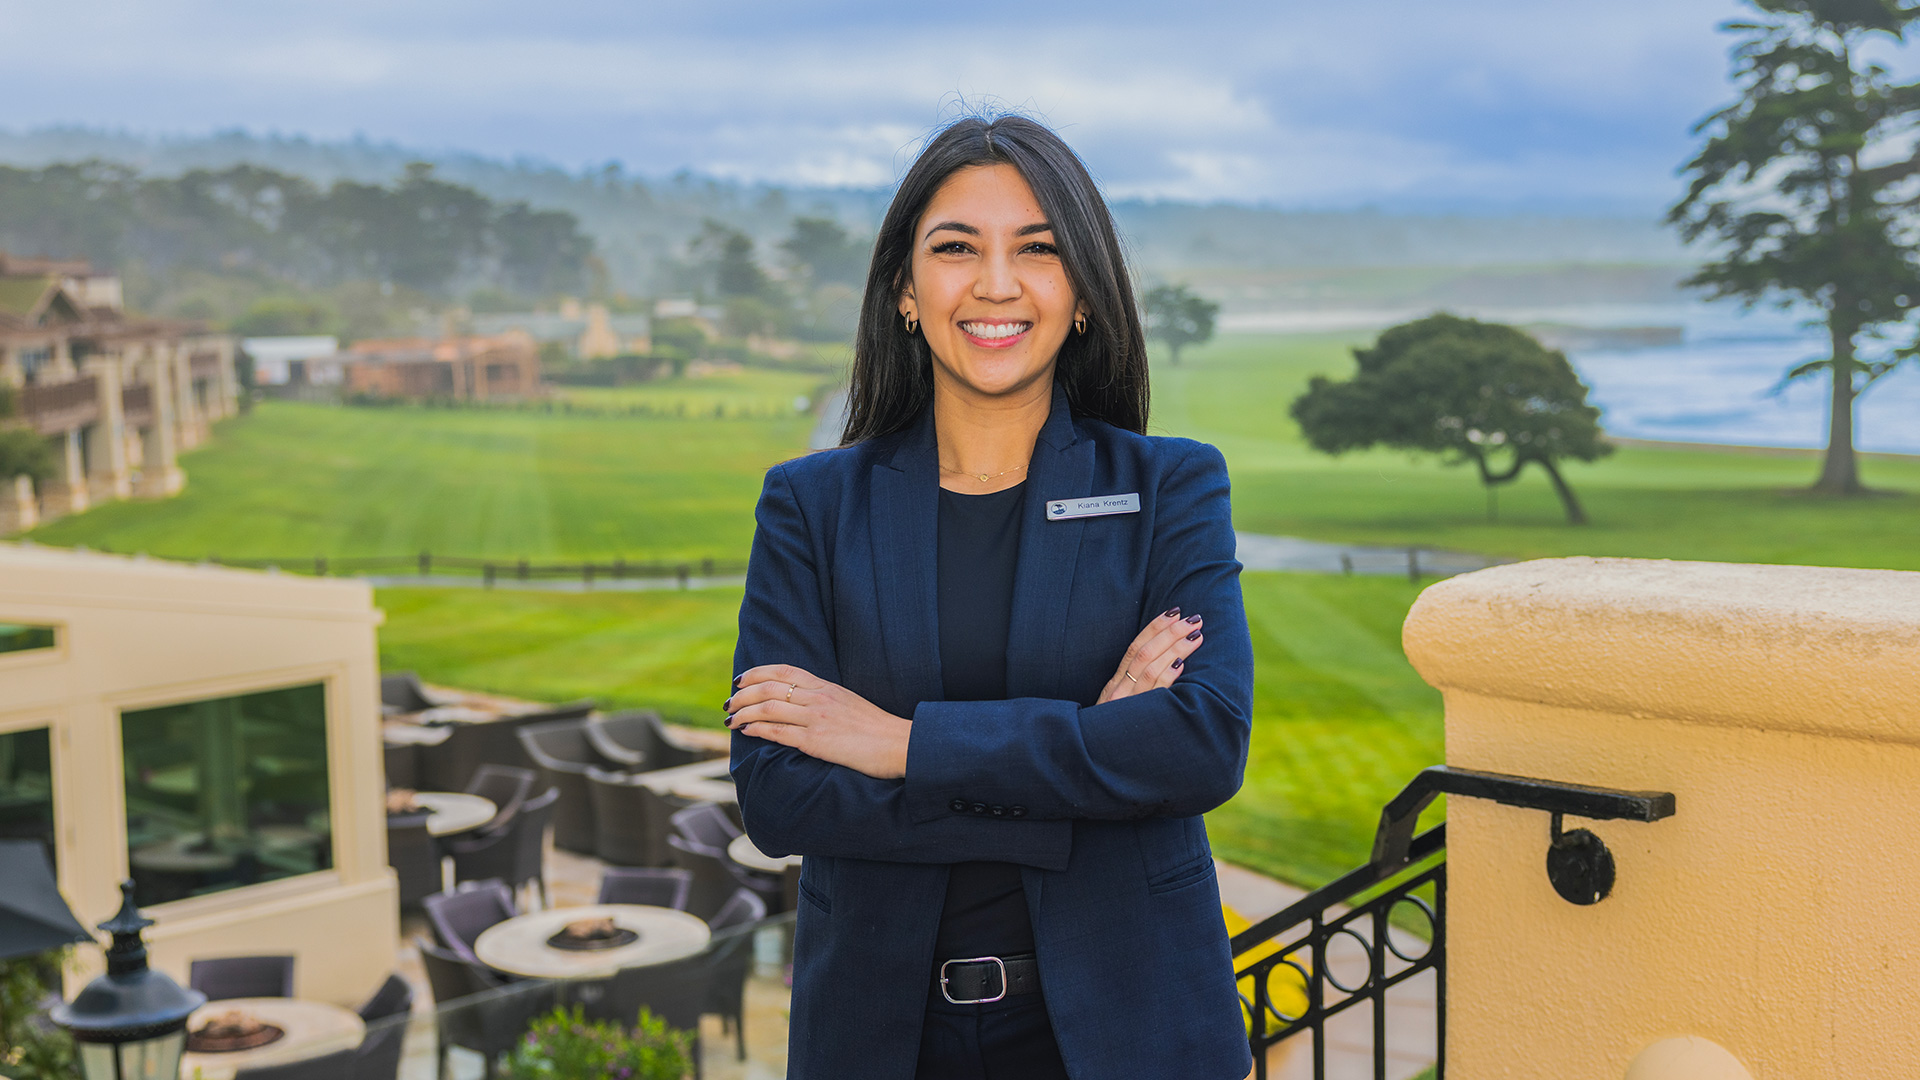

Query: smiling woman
727;115;1252;1080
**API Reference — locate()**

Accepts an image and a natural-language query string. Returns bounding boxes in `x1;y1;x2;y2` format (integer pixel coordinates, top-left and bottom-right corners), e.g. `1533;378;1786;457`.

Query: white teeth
962;322;1030;340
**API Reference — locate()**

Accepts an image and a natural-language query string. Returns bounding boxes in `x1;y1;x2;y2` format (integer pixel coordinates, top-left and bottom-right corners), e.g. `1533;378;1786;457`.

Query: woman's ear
897;281;916;320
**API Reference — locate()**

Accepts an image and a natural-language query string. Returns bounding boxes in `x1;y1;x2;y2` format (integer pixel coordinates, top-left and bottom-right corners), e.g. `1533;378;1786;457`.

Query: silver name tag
1046;493;1140;520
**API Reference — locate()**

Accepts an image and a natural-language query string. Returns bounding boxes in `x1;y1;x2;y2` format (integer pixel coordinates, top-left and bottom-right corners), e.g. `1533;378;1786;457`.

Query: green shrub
0;951;77;1080
498;1005;693;1080
0;427;55;485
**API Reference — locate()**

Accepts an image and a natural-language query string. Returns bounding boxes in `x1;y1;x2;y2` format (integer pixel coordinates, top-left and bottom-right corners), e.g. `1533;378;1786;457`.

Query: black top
932;481;1035;960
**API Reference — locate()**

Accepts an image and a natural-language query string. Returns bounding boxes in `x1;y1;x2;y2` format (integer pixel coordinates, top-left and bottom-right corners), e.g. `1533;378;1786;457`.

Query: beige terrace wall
0;544;396;1006
1402;557;1920;1080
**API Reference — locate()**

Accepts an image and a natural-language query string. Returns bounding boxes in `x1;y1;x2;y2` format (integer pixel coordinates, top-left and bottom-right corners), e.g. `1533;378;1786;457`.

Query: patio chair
418;702;594;793
380;671;442;713
232;1048;354;1080
587;710;711;770
417;938;556;1080
708;888;767;932
669;802;741;853
352;974;413;1080
188;954;295;1001
449;787;558;908
586;767;693;867
385;810;441;908
357;972;413;1022
422;880;516;965
463;764;538;832
597;866;694;909
516;718;609;853
574;951;706;1067
702;892;766;1062
667;835;775;922
382;742;418;789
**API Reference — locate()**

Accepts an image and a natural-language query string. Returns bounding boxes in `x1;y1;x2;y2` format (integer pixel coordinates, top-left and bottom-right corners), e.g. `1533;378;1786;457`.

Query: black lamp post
50;881;206;1080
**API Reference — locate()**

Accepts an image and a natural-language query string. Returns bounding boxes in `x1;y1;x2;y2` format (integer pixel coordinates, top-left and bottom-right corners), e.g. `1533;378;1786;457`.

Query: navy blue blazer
730;383;1254;1080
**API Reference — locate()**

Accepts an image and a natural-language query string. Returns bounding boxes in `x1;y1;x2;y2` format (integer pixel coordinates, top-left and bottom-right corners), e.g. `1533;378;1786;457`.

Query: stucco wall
0;544;397;1006
1404;557;1920;1080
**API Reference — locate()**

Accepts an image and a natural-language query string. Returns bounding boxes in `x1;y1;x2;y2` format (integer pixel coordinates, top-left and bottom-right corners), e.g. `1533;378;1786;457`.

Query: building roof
0;275;56;321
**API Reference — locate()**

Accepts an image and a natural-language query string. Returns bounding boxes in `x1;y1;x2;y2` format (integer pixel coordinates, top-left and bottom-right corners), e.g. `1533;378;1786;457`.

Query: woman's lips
958;320;1033;349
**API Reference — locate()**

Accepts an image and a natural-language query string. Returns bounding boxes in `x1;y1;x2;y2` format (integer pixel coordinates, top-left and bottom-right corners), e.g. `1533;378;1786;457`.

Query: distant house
0;251;239;531
470;302;651;360
243;335;341;386
337;331;543;401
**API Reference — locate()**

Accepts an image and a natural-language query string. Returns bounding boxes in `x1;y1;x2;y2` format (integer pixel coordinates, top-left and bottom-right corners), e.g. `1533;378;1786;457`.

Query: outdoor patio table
178;997;365;1080
381;721;451;746
727;833;801;873
411;791;496;836
631;757;735;804
472;903;712;980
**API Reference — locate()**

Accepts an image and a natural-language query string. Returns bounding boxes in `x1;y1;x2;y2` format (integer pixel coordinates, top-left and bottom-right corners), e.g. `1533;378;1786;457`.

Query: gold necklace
940;462;1028;484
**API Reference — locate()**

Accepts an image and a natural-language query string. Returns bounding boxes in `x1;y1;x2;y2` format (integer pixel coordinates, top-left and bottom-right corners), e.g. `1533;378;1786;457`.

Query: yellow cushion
1223;903;1311;1036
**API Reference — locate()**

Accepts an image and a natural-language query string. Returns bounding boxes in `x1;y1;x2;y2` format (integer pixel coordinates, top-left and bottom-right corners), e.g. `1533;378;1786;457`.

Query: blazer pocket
798;874;832;914
1145;851;1215;895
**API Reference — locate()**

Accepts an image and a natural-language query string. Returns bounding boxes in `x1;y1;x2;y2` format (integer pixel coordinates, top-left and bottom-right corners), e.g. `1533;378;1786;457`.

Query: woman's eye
1022;242;1060;256
930;241;973;255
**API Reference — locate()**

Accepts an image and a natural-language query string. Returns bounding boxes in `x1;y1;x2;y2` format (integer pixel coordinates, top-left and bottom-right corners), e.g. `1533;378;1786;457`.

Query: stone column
0;475;36;533
83;353;130;502
211;336;241;418
136;347;184;498
171;343;205;450
1403;557;1920;1079
37;428;89;518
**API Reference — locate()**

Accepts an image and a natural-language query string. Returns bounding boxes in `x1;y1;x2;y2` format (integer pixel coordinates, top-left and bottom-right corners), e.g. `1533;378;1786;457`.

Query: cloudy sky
5;0;1896;209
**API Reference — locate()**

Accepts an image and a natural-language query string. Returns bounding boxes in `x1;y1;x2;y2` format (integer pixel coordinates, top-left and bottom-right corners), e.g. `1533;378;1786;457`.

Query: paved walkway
1218;861;1438;1080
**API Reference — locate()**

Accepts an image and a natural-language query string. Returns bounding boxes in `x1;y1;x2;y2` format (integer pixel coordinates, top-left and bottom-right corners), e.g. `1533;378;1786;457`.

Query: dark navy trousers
915;989;1071;1080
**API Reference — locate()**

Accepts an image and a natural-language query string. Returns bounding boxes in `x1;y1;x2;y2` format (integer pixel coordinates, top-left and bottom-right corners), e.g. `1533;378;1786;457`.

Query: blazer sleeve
728;463;1073;871
902;442;1253;823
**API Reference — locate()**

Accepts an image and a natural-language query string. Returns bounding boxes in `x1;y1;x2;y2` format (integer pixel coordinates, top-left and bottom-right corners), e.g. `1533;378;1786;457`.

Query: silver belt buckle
939;955;1008;1004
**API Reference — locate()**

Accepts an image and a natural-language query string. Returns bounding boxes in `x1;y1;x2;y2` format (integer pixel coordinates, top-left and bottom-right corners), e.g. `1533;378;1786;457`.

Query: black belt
936;952;1040;1004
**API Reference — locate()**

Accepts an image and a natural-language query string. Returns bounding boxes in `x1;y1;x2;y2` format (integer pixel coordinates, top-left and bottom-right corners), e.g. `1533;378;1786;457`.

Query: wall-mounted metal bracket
1370;765;1675;905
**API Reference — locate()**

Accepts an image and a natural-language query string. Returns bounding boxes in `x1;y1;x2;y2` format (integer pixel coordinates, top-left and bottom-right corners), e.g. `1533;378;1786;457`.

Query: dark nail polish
1162;607;1181;618
723;698;732;710
1184;614;1202;625
1186;629;1202;641
1171;657;1183;669
733;674;743;689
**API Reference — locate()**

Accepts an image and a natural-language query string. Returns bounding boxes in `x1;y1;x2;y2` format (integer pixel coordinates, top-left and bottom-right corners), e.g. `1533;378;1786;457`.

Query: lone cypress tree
1291;314;1612;525
1670;0;1920;495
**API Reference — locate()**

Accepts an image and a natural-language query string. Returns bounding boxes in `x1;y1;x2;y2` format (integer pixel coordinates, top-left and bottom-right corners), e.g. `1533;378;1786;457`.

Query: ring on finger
786;683;797;703
1124;670;1138;684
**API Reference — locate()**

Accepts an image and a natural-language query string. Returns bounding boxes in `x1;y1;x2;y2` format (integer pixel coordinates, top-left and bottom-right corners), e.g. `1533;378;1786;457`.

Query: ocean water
1563;304;1920;455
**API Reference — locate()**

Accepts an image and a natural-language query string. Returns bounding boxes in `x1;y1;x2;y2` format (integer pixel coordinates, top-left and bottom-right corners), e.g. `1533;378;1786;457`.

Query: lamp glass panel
121;682;332;907
118;1030;185;1080
76;1040;116;1080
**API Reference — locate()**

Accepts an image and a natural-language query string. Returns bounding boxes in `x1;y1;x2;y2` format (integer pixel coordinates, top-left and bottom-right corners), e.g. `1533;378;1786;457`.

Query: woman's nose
973;252;1022;301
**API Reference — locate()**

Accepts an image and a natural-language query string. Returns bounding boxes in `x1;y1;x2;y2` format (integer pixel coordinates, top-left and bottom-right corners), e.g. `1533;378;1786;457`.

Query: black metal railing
191;552;748;587
1229;766;1676;1079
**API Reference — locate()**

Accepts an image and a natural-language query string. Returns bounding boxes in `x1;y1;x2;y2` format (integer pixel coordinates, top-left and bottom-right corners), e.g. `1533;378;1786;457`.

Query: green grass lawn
26;395;811;562
28;339;1919;891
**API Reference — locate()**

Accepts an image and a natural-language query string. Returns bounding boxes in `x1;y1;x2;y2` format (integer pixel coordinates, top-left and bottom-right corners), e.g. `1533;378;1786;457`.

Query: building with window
0;543;395;1004
335;330;543;401
0;251;240;531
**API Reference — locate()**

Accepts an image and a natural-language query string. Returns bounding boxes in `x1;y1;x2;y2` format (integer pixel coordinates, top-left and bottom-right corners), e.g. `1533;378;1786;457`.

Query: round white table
474;904;712;980
728;833;801;873
412;791;496;836
179;998;365;1080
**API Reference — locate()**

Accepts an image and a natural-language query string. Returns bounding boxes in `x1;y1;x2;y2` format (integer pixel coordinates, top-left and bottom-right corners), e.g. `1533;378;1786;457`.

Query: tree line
0;160;593;300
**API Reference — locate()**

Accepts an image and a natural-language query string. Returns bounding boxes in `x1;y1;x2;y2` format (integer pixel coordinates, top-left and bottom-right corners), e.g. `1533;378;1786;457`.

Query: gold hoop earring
1074;314;1087;335
903;312;919;334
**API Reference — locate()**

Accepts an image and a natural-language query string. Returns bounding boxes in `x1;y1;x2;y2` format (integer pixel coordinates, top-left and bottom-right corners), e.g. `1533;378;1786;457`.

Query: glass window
0;726;56;869
0;624;56;656
122;683;332;906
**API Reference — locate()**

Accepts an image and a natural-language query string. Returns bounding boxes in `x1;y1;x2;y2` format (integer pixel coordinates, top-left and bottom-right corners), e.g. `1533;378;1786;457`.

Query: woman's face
900;163;1085;404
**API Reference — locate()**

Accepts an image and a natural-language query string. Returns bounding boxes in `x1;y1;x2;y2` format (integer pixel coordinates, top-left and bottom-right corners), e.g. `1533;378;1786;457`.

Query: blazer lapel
869;408;944;709
1007;384;1093;701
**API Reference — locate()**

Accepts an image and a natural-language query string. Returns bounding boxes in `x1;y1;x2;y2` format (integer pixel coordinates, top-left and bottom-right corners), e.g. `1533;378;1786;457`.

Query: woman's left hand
726;665;913;780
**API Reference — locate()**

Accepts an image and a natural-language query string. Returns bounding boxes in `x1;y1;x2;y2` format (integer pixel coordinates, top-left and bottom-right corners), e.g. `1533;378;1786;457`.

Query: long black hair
840;115;1149;444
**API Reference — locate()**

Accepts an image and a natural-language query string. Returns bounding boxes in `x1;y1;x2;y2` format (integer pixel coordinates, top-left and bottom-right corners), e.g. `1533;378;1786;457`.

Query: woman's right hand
1097;608;1204;704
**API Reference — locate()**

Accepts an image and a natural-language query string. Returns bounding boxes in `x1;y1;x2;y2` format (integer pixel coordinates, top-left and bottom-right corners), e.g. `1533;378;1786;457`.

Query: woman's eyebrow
1015;222;1055;236
924;221;978;240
